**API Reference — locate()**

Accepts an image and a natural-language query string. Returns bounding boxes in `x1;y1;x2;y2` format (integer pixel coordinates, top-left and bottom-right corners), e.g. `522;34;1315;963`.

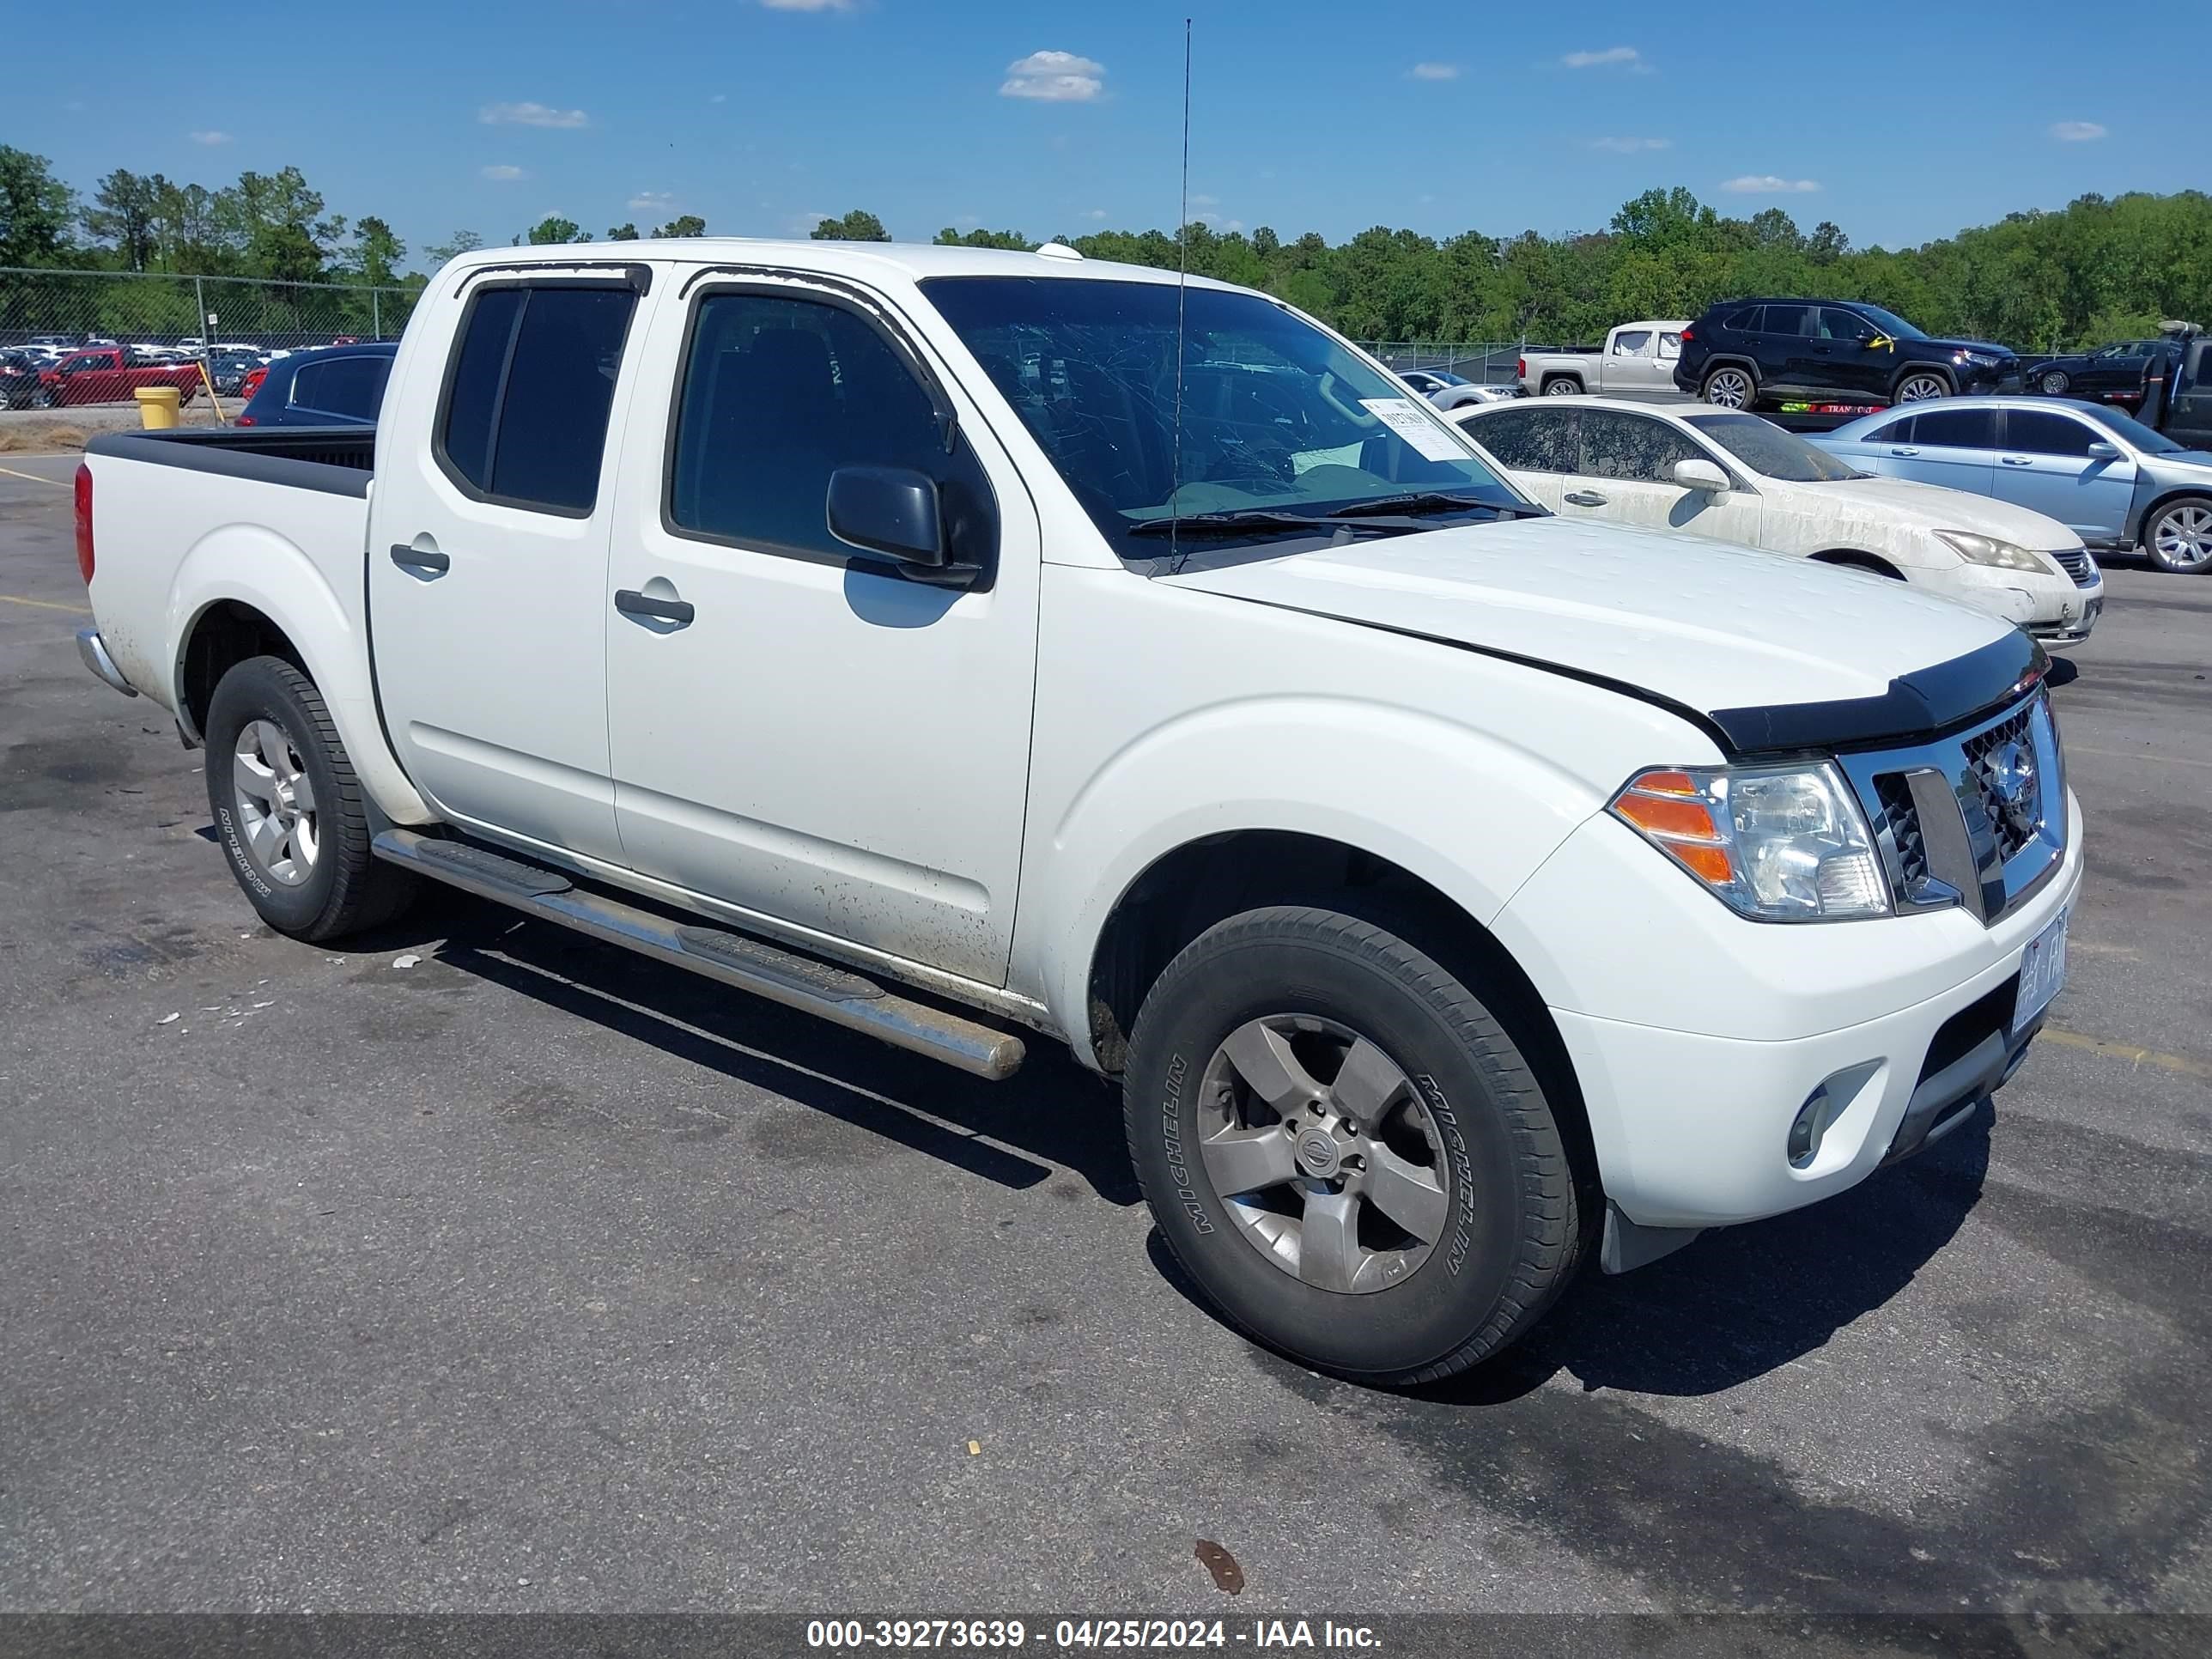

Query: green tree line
7;141;2207;352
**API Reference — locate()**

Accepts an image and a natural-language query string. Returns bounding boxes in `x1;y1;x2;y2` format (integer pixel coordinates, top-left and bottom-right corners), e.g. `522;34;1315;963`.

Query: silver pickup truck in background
1520;321;1690;399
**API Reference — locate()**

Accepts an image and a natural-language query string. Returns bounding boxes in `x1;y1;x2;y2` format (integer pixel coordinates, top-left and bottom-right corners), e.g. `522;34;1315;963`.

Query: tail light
74;462;94;584
1516;356;1526;380
236;413;256;426
1680;325;1695;342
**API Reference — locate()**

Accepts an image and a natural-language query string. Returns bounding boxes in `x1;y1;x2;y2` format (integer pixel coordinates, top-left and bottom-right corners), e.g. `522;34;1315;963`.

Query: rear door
367;266;651;864
1556;407;1765;544
1993;406;2135;541
1757;303;1815;395
1455;404;1571;508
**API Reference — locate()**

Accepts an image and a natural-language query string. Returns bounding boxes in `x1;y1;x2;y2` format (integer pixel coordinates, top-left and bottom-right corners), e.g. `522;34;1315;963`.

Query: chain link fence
1359;341;1529;386
0;267;416;356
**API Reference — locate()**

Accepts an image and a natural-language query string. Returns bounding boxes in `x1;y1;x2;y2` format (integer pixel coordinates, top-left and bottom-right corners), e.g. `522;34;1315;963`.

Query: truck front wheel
203;655;417;940
1122;906;1583;1387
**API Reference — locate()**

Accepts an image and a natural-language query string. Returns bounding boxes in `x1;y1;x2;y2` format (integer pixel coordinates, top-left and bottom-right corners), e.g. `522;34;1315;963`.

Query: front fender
1016;696;1613;1065
169;523;431;823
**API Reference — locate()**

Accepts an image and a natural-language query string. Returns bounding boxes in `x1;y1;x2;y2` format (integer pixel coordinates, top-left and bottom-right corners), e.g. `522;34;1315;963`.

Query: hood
1159;514;2039;755
1922;337;2015;359
1796;474;2085;550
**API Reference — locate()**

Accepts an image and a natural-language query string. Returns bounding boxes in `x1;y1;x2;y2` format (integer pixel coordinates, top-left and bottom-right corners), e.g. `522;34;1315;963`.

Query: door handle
389;543;450;576
614;588;695;626
2000;455;2033;465
1563;490;1608;507
1887;447;1919;457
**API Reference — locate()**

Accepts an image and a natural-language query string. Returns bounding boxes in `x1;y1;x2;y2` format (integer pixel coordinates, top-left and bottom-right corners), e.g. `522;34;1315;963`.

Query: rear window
439;284;638;514
1463;406;1577;473
289;355;388;421
1910;408;1999;449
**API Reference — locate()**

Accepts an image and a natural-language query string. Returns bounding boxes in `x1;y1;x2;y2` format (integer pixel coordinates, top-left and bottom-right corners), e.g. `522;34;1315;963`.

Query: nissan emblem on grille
1990;738;2039;842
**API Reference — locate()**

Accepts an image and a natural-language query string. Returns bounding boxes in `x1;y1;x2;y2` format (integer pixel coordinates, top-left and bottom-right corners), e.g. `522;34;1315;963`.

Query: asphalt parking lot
2;447;2208;1625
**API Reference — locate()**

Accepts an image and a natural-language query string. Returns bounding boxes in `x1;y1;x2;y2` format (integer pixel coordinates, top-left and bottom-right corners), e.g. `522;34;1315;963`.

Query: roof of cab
439;237;1242;292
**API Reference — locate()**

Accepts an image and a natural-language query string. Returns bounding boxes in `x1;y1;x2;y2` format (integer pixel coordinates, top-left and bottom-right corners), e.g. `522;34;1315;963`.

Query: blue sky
21;0;2203;267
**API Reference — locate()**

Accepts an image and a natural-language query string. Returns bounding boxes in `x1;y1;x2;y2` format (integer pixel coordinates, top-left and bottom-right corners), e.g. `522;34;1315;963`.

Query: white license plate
2014;908;2069;1030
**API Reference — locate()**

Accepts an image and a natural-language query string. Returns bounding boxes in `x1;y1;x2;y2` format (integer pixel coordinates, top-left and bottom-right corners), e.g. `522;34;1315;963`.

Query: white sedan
1454;396;2102;643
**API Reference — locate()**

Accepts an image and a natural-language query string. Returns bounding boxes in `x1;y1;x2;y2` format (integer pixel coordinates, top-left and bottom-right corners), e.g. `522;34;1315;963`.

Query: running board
372;829;1025;1080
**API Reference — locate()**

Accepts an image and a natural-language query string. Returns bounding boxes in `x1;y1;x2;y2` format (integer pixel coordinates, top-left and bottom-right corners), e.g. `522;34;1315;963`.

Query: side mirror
2085;441;2120;460
828;465;945;567
1674;458;1732;493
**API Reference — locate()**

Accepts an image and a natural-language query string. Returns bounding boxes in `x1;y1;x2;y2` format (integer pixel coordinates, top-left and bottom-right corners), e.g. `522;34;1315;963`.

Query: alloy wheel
1896;374;1950;402
1543;379;1578;396
2151;503;2212;573
232;718;319;885
2040;371;2069;395
1195;1014;1451;1294
1704;369;1752;408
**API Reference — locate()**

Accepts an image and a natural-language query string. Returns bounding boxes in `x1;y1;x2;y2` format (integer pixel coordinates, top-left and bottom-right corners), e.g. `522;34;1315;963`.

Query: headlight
1958;350;2003;368
1935;529;2051;573
1610;764;1890;921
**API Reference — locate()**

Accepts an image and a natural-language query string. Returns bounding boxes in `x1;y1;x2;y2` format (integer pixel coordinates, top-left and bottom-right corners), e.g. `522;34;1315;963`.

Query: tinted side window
2004;410;2096;458
441;289;524;489
1911;408;1999;449
1819;308;1874;342
1465;408;1576;473
1724;307;1763;331
1869;413;1915;443
1577;409;1706;483
669;292;996;566
1761;304;1812;337
440;286;635;513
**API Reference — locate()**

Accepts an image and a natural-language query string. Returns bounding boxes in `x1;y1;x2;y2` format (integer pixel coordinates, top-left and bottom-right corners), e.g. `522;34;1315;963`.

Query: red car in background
35;347;204;408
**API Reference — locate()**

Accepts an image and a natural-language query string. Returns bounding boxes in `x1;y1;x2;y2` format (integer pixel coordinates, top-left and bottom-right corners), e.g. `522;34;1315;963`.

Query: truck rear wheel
204;655;417;940
1540;374;1581;396
1122;906;1583;1387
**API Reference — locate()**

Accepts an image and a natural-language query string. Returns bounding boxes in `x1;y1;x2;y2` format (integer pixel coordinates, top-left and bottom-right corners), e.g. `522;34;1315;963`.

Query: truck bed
83;426;375;496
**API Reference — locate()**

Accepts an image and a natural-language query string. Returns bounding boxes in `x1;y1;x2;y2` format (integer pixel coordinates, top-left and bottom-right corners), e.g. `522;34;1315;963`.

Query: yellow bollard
134;385;181;429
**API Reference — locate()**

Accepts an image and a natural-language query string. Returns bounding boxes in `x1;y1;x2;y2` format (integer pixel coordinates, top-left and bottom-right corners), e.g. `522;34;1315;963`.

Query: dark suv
1674;300;2020;410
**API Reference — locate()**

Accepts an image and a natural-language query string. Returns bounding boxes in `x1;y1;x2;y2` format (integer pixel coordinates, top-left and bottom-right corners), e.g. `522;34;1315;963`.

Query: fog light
1789;1085;1842;1168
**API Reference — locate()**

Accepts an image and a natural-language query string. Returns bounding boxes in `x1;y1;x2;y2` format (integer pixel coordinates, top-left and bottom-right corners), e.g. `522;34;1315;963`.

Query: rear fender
168;524;431;823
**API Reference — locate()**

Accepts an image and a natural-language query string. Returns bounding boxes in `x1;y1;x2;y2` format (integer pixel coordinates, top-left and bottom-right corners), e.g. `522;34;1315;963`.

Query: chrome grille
1963;707;2041;863
1838;692;2066;927
2048;548;2099;588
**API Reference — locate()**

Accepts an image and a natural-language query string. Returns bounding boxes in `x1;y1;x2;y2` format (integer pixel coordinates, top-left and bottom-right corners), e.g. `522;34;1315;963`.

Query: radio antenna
1168;16;1191;569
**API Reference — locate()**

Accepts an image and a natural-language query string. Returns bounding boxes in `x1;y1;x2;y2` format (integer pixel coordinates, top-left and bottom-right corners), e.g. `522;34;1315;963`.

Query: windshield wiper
1127;509;1387;538
1328;493;1547;520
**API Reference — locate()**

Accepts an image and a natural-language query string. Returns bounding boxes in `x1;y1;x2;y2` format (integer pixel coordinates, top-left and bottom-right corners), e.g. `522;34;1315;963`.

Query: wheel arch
1539;369;1586;394
1808;549;1905;580
1891;361;1956;398
1085;827;1599;1204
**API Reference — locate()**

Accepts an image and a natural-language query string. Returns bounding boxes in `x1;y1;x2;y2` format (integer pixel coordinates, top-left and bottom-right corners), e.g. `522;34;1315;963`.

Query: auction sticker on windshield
1359;398;1468;462
2015;908;2068;1030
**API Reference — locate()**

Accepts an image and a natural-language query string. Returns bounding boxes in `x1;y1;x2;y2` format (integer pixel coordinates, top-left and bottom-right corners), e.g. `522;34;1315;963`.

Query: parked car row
0;344;207;409
1452;396;2104;639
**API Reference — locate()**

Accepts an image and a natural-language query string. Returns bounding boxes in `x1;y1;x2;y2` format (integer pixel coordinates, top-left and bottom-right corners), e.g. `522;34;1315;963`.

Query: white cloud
629;191;676;211
189;130;233;146
1409;62;1459;81
480;163;527;181
759;0;854;9
1083;208;1108;220
2051;120;2107;142
480;101;589;129
1592;136;1670;153
1721;174;1822;194
1001;50;1106;101
1563;46;1645;70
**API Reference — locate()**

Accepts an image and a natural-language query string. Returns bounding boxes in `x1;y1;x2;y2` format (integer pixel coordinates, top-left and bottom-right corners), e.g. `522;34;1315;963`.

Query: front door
366;268;650;864
1814;308;1889;398
1992;407;2137;542
1555;407;1765;544
604;276;1040;986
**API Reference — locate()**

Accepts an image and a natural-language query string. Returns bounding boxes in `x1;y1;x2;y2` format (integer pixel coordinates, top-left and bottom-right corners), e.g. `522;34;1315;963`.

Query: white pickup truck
74;241;2079;1386
1520;320;1691;399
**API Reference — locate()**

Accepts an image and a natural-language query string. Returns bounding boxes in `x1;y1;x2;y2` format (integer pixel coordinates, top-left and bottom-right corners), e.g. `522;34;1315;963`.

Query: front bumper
1495;791;2083;1233
1925;560;2100;639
